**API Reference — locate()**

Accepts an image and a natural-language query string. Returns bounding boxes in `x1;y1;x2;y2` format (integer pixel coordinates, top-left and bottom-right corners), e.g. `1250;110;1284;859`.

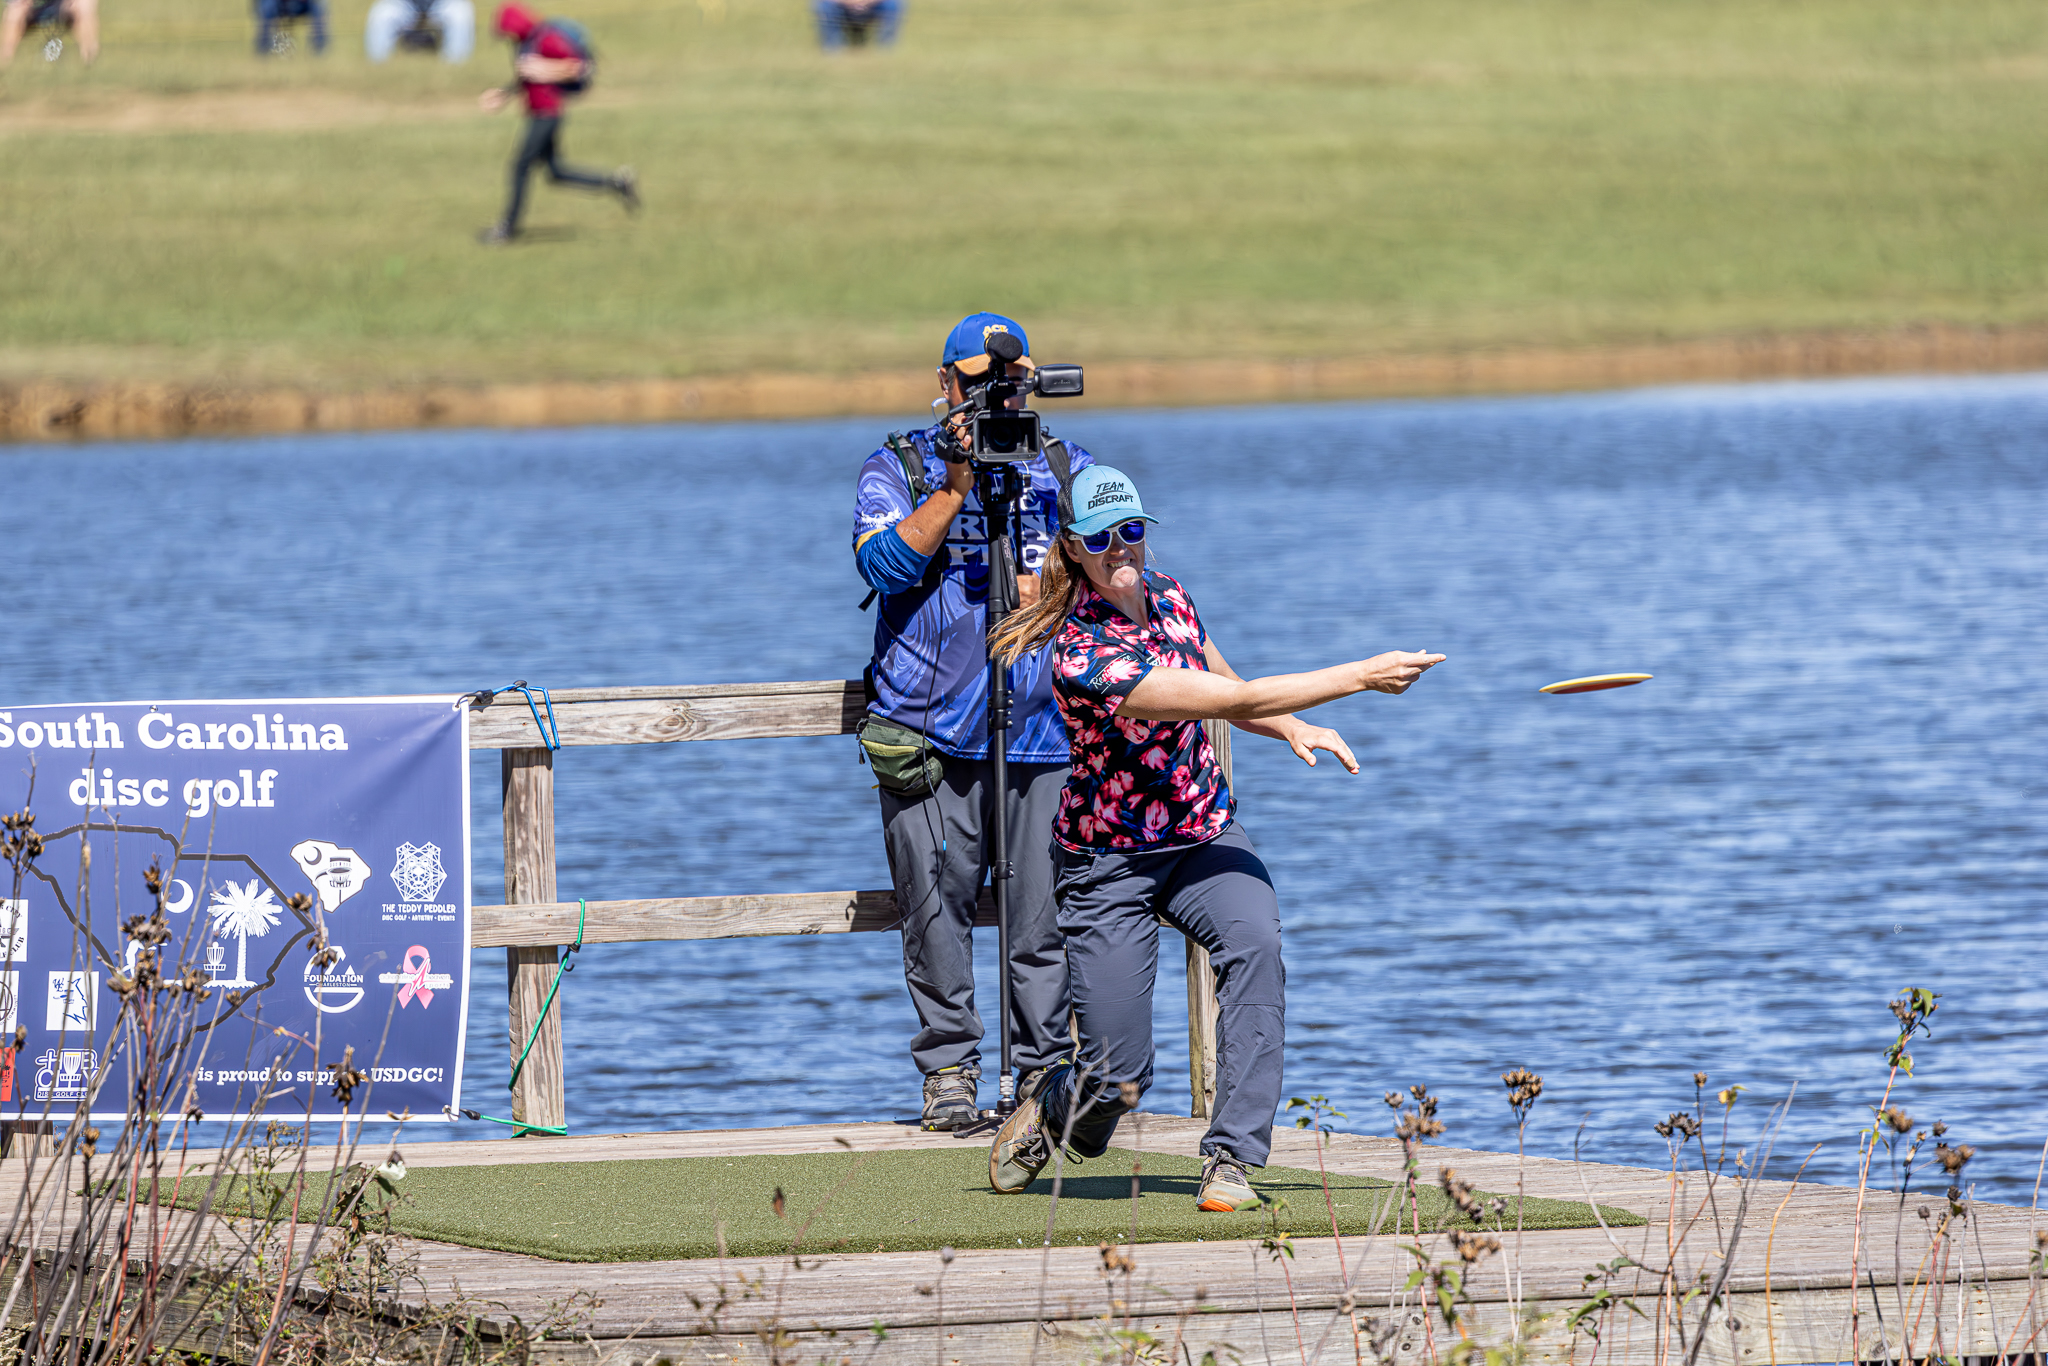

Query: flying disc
1540;673;1653;695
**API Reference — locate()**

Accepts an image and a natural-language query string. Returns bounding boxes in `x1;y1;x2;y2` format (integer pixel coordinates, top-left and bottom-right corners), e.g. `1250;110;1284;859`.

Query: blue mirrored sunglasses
1074;520;1148;554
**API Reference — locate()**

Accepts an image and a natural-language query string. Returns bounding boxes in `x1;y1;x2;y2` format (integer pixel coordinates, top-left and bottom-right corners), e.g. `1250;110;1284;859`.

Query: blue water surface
3;373;2043;1200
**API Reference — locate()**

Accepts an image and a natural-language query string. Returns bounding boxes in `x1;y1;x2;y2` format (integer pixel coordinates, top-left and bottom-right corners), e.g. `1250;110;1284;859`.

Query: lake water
4;374;2043;1201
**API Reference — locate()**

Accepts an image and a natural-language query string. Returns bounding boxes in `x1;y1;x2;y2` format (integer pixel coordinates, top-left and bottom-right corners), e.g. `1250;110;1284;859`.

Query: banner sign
0;696;470;1123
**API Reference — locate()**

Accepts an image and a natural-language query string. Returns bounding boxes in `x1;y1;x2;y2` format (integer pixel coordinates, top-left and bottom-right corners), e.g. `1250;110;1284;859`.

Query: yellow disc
1539;673;1653;695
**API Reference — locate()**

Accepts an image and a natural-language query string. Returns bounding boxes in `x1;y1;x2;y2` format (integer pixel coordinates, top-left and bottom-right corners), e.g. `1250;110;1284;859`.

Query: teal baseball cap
941;312;1032;377
1067;466;1159;537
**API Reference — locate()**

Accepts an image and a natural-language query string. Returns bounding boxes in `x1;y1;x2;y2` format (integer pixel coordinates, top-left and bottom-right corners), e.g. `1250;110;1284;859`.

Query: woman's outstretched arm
1200;640;1364;772
1116;647;1444;731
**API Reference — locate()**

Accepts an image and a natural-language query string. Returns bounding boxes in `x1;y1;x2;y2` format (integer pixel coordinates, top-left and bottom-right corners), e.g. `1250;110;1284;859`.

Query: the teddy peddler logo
391;843;448;904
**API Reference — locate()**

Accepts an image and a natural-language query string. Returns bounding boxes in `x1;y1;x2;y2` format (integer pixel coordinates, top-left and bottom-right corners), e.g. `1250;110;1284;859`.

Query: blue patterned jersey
853;426;1094;762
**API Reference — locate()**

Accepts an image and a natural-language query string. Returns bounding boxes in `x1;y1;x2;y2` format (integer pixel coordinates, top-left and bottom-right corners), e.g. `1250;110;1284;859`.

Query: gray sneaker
1197;1150;1259;1212
921;1066;979;1132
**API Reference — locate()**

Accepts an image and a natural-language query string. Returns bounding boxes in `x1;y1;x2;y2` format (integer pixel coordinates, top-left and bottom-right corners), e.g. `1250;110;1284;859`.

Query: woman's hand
1284;723;1358;773
1359;650;1445;694
479;86;512;111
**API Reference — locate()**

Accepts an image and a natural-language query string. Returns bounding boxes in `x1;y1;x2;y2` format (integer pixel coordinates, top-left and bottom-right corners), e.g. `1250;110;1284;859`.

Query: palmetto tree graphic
208;880;282;989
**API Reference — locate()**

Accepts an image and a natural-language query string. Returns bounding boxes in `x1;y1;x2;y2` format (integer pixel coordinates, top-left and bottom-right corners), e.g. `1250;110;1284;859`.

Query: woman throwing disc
984;465;1444;1211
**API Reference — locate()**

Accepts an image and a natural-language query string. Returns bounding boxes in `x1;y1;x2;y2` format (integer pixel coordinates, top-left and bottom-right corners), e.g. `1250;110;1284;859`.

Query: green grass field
4;0;2047;388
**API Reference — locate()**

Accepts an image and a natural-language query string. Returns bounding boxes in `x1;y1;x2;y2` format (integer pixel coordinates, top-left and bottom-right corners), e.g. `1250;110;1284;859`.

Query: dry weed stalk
0;804;601;1364
1847;986;1938;1363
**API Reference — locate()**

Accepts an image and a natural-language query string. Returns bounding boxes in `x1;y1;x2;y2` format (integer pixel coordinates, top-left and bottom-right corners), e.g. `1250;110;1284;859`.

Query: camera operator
852;312;1096;1131
983;465;1444;1211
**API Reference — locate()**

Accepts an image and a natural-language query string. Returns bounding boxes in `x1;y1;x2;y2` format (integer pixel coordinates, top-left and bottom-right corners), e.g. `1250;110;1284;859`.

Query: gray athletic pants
1040;823;1285;1166
879;755;1072;1081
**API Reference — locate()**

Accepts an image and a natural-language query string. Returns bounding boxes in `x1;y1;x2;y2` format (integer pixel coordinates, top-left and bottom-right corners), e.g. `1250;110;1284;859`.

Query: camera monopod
950;329;1083;1120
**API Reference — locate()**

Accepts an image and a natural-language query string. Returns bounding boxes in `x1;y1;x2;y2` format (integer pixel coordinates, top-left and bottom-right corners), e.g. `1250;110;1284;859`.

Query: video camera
940;330;1084;465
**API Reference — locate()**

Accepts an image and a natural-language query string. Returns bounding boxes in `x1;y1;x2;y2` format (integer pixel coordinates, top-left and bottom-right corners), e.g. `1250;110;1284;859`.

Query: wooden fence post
1185;722;1230;1119
502;747;565;1136
0;1120;55;1160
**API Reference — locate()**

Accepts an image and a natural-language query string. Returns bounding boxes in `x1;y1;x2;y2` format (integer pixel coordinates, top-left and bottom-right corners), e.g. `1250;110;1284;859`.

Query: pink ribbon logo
398;946;434;1009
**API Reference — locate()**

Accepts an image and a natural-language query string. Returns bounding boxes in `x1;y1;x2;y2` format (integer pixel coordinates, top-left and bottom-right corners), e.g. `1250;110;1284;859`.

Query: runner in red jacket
477;3;637;243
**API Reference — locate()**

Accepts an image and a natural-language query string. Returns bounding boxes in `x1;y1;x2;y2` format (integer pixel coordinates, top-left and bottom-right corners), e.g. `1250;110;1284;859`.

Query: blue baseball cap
1067;466;1159;537
941;312;1032;377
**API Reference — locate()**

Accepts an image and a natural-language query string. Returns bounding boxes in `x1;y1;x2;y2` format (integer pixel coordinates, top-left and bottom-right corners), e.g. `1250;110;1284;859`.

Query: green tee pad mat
186;1145;1642;1262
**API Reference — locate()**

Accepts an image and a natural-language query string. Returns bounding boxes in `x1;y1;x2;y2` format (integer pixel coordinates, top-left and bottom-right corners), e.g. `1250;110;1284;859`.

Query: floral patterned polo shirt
1051;568;1235;853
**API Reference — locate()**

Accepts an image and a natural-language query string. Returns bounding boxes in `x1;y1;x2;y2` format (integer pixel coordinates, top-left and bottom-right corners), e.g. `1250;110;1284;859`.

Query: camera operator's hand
892;454;973;557
1358;650;1445;695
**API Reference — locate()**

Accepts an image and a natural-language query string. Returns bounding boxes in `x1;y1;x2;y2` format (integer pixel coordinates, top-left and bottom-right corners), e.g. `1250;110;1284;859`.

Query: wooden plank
517;1278;2043;1366
502;748;565;1137
44;1119;2048;1366
383;1200;2048;1347
473;887;1181;947
472;888;998;947
466;679;865;749
1185;721;1230;1119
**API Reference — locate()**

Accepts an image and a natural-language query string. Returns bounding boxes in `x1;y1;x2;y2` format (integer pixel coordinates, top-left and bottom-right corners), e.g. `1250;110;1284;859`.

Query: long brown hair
991;536;1087;665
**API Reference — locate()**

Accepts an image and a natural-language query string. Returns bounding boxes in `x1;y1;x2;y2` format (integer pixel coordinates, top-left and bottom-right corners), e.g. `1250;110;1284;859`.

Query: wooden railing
471;682;1226;1135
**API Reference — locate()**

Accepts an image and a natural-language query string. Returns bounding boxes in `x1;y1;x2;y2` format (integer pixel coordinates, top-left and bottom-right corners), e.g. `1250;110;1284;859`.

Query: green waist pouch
855;714;946;798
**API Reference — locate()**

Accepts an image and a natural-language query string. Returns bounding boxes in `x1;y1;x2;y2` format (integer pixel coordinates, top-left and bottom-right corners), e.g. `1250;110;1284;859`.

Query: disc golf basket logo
391;842;448;903
34;1048;97;1104
293;838;370;913
207;879;283;989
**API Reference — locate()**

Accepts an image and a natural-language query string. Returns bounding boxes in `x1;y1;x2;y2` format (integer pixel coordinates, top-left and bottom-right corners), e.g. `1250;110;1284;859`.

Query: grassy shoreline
5;0;2048;397
7;319;2048;442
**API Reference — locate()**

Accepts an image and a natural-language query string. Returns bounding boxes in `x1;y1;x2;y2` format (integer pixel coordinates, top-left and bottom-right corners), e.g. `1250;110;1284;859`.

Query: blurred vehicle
367;0;475;62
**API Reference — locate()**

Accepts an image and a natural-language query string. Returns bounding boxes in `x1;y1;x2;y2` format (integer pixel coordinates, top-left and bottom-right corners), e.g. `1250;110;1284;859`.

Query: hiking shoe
1016;1064;1058;1105
920;1065;979;1132
988;1082;1056;1194
476;223;518;245
1197;1151;1259;1212
612;166;640;213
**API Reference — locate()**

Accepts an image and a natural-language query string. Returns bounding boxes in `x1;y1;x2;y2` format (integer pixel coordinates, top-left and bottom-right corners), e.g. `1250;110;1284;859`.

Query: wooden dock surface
52;1115;2037;1366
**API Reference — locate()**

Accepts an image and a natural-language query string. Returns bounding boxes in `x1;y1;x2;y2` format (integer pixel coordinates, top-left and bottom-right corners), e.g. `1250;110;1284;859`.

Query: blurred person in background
477;3;637;244
253;0;326;55
0;0;98;65
366;0;474;62
815;0;898;48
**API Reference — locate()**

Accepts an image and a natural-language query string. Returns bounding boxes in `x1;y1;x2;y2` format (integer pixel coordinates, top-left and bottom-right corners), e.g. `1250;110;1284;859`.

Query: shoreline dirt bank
6;322;2048;445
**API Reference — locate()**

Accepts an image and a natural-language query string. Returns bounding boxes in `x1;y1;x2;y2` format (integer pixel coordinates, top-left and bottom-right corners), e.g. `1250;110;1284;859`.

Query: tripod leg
979;464;1024;1115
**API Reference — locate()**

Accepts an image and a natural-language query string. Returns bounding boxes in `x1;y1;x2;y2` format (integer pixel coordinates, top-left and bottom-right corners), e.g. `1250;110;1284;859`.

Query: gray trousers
879;755;1072;1079
1041;823;1285;1166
